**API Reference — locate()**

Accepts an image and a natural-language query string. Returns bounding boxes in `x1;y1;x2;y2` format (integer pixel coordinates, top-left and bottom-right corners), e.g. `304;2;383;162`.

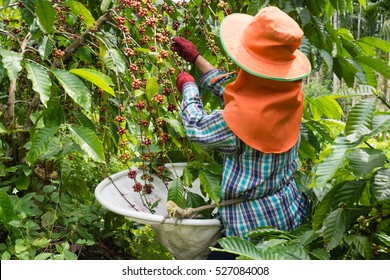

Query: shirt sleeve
181;82;236;154
198;69;236;101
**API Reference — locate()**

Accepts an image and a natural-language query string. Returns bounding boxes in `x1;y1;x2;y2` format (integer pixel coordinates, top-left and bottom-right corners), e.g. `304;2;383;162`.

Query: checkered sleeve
180;82;236;154
198;69;235;100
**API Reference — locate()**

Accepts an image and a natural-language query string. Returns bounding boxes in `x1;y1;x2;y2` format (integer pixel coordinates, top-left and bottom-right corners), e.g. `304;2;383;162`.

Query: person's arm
194;55;216;74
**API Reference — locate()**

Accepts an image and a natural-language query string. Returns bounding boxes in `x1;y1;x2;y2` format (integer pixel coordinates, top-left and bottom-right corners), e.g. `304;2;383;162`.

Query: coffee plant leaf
311;136;353;189
68;125;105;163
26;126;59;164
73;111;96;133
352;235;373;259
36;0;56;34
146;76;158;100
198;170;221;207
308;248;330;260
100;0;112;12
0;191;15;224
25;61;51;107
333;56;358;87
356;55;390;80
323;207;347;251
307;96;343;120
167;178;185;208
182;167;193;187
375;233;390;247
69;68;115;96
313;183;343;230
162;116;186;137
348;149;387;178
278;245;311;260
104;49;126;74
37;35;53;60
333;180;366;207
52;69;91;113
371;167;390;202
345;98;377;142
358;37;390;54
214;236;282;260
0;48;22;81
369;114;390;138
65;0;96;27
2;0;11;10
185;191;207;208
330;0;347;15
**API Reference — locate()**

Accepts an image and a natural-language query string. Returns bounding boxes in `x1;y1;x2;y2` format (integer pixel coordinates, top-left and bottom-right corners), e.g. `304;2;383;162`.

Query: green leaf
198;170;221;206
36;0;56;34
26;126;59;164
358;37;390;53
26;62;51;107
375;233;390;247
163;116;186;137
330;0;347;14
357;0;366;8
100;0;112;12
104;49;126;74
146;76;159;100
0;192;15;224
348;149;387;178
352;235;373;259
167;178;185;208
369;114;390;138
313;183;343;230
186;191;207;209
279;245;311;260
0;48;23;81
307;96;342;120
68;125;105;162
35;253;53;260
345;98;376;142
38;35;53;60
312;136;354;189
70;68;115;96
182;167;193;187
333;56;358;87
308;248;330;260
52;69;91;113
323;208;347;251
214;236;281;260
371;167;390;202
73;111;96;133
356;56;390;79
65;0;96;27
247;226;287;240
41;210;57;228
333;180;366;207
2;0;11;9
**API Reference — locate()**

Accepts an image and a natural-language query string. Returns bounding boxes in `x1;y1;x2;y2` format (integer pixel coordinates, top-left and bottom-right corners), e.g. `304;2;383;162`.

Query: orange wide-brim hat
220;6;311;81
219;7;311;153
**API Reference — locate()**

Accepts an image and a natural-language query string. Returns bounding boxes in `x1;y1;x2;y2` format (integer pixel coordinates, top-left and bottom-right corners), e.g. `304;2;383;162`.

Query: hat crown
241;7;303;62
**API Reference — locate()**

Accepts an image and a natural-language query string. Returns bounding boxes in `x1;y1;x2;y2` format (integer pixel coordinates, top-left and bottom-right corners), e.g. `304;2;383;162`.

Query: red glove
176;72;195;93
171;37;200;63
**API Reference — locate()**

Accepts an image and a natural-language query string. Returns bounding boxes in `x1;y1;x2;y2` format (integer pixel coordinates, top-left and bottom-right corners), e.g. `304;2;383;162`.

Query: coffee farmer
172;6;311;239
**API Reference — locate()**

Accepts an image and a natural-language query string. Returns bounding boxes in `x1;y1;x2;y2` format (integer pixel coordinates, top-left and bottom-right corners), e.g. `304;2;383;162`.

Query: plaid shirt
181;69;308;238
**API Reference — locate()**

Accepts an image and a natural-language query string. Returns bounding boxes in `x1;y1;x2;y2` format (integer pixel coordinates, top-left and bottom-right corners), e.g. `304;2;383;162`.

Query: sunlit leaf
68;126;105;162
25;62;51;107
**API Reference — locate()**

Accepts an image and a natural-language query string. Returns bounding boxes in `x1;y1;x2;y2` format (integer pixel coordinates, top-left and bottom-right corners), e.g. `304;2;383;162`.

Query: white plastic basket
95;163;221;260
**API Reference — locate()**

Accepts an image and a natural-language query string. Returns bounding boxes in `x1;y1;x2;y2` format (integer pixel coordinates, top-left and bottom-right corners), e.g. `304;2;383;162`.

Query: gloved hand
176;72;195;93
171;37;200;63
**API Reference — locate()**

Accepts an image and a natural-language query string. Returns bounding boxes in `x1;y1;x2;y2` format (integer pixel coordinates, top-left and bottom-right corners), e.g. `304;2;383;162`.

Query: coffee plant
0;0;389;259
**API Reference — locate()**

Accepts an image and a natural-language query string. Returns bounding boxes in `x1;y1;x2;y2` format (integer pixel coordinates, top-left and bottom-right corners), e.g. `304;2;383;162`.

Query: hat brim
220;13;311;81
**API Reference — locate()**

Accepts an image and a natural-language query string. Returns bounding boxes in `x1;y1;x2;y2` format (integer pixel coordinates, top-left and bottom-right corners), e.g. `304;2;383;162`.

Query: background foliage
0;0;389;259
